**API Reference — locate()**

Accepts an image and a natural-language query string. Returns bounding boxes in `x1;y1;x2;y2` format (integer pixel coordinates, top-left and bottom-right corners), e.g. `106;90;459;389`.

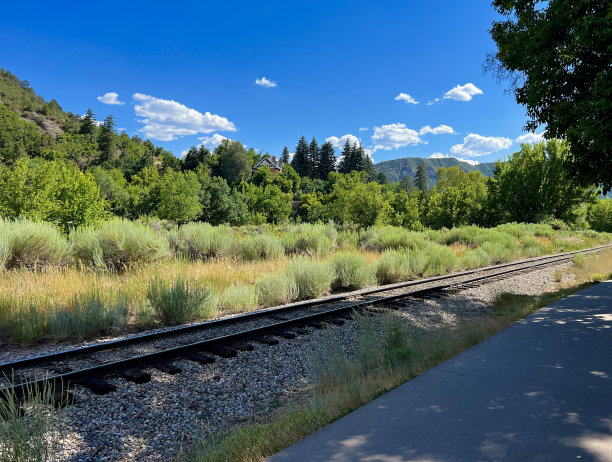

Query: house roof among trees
254;156;283;170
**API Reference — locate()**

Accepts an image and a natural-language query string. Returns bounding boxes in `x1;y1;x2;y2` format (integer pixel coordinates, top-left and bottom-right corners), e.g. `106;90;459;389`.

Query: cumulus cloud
326;134;362;149
394;93;418;105
371;123;422;152
198;133;229;151
450;133;512;157
255;77;277;88
97;92;124;105
515;132;545;144
132;93;236;141
429;152;480;166
443;83;483;102
419;124;456;136
358;127;369;131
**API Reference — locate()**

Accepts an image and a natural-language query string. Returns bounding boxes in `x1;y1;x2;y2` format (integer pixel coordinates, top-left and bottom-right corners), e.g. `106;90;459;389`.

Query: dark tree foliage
97;115;116;164
317;141;336;180
182;145;212;171
415;162;429;192
308;137;319;178
280;146;291;164
214;139;252;184
488;0;612;192
79;109;96;136
399;173;414;193
291;136;311;177
338;140;358;173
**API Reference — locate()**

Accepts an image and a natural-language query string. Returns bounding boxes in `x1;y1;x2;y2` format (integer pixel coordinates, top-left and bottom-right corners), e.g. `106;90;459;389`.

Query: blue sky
0;1;543;165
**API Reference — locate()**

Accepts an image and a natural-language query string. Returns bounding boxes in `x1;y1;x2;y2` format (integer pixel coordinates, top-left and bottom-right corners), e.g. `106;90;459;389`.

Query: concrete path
269;281;612;462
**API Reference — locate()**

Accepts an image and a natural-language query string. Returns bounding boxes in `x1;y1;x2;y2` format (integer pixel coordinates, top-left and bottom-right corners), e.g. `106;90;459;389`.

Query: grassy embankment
0;218;610;345
187;249;612;462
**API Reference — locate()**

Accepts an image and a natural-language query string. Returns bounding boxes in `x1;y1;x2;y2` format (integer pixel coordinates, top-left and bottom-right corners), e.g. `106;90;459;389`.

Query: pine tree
399;174;414;193
280;146;290;164
97;115;116;164
338;139;357;173
415;162;429;192
308;137;319;178
80;108;96;136
317;141;336;179
291;136;311;177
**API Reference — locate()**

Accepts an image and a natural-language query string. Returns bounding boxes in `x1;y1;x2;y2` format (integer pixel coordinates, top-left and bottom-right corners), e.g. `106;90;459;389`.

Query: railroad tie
204;346;237;358
306;321;325;329
120;369;152;384
231;342;255;351
253;336;280;346
74;377;117;395
186;353;216;365
271;331;296;339
152;361;182;375
326;318;345;325
292;328;312;335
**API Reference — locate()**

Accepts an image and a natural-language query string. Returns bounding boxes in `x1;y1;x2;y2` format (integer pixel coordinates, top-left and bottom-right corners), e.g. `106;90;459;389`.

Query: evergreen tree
338;140;357;173
414;162;429;192
317;141;336;180
97;115;116;164
291;136;310;177
280;146;290;164
79;108;96;136
399;174;414;193
308;137;319;178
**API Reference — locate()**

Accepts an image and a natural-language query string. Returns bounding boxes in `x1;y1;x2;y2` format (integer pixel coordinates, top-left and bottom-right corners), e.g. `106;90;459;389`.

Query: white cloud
426;98;440;106
97;92;124;105
132;93;236;141
255;77;277;88
198;133;229;151
429;152;479;166
515;132;544;144
326;134;362;149
358;127;369;131
419;124;456;136
450;133;512;157
371;123;422;152
443;83;483;102
394;93;418;105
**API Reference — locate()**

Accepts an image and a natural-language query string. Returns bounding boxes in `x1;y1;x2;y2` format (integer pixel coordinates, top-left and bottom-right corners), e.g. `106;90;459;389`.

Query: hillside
374;157;496;183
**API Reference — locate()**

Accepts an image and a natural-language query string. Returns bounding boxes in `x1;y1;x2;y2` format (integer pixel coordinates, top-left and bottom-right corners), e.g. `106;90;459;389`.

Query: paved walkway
269;281;612;462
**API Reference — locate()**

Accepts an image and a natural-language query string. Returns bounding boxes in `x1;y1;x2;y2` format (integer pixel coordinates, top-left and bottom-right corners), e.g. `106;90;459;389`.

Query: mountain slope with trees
374;157;496;183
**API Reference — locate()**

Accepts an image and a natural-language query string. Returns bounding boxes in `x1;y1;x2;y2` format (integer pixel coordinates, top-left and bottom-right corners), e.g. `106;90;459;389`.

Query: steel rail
1;243;610;375
2;245;608;400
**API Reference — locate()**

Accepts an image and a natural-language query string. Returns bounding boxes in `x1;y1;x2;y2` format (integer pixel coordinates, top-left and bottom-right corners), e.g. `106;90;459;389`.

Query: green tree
414;162;429;192
79;108;96;136
280;146;291;164
488;0;612;192
399;174;414;193
338;140;357;174
214;139;252;184
157;170;203;223
97;115;116;164
587;198;612;232
291;136;311;177
198;174;249;225
489;139;597;224
308;137;319;178
317;141;336;180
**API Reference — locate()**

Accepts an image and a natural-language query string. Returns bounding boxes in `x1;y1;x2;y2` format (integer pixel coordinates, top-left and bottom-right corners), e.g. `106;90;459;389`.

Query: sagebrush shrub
147;277;217;325
220;283;258;312
231;233;284;261
0;219;69;269
173;222;234;259
255;273;298;306
330;252;375;290
285;258;333;299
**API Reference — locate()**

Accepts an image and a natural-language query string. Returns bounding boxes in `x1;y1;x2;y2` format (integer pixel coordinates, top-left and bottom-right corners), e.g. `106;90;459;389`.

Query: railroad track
2;244;610;404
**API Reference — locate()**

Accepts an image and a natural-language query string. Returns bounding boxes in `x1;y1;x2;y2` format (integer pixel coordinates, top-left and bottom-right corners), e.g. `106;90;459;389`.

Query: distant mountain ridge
374;156;496;183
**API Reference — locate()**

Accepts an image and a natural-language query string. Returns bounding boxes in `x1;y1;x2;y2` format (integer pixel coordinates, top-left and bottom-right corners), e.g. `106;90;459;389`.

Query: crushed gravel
37;261;580;461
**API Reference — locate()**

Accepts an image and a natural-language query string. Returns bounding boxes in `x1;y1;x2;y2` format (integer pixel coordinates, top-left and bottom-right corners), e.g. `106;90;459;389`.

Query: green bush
221;283;258;312
281;223;336;256
49;290;129;341
284;258;333;299
422;244;461;276
147;278;217;325
375;250;413;284
480;241;514;264
571;253;586;268
588;198;612;232
71;219;170;270
231;233;284;261
330;252;375;290
360;226;426;252
0;219;70;269
255;273;298;307
173;222;234;259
